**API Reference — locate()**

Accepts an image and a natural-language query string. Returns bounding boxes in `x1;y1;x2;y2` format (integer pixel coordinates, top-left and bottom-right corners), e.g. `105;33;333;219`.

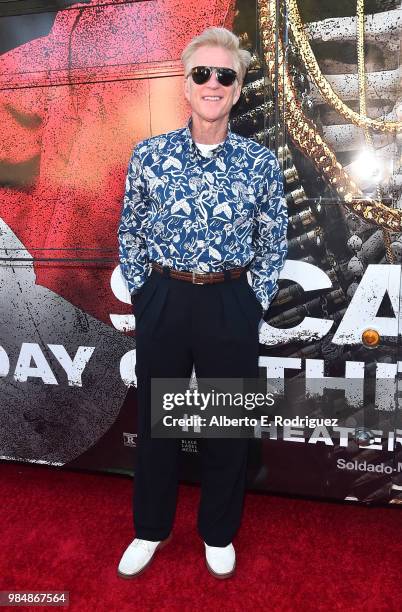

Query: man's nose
207;72;220;87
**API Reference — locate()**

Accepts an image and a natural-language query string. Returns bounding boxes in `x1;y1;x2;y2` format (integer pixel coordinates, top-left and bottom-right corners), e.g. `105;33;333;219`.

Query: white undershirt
194;142;224;157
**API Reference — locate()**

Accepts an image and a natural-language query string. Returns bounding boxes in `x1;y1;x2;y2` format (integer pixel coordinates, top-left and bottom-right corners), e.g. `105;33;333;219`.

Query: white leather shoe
204;542;236;579
117;535;171;578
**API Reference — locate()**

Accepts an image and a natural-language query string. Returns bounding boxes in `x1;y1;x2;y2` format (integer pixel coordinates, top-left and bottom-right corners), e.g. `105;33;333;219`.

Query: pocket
132;273;158;322
244;281;263;319
230;280;262;333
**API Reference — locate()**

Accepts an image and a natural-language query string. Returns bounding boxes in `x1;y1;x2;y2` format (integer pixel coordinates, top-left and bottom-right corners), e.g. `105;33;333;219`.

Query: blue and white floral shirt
118;121;288;313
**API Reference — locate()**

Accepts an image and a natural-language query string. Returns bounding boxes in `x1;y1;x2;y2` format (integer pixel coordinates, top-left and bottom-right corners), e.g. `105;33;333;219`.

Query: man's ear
232;81;242;106
184;76;191;103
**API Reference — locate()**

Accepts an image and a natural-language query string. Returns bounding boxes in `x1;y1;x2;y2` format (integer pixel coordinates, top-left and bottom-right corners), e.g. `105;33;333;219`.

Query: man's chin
196;110;227;124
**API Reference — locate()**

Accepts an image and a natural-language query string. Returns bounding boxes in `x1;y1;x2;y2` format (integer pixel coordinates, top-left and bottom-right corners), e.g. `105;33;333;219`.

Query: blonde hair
181;27;252;84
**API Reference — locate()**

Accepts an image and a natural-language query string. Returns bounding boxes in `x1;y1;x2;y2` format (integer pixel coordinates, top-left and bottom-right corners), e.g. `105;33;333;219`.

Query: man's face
184;45;241;125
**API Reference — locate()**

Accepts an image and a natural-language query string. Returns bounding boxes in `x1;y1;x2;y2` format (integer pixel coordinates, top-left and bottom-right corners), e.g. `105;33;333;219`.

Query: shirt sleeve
249;154;288;313
118;146;150;294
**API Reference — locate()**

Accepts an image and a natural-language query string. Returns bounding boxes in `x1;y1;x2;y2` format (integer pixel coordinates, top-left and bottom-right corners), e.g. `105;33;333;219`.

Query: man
117;26;288;579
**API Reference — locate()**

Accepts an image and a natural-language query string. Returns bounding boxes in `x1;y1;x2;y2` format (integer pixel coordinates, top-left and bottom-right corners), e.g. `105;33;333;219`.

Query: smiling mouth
202;96;222;101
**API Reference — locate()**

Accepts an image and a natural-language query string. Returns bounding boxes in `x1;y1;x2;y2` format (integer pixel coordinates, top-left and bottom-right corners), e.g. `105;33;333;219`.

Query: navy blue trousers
132;268;261;547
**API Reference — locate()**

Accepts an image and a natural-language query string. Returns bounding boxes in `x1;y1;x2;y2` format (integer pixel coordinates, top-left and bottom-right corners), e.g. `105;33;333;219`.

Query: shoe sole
205;558;236;579
117;533;172;579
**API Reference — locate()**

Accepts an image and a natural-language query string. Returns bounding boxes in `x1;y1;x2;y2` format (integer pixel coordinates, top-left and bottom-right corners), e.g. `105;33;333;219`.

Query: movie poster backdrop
0;0;401;504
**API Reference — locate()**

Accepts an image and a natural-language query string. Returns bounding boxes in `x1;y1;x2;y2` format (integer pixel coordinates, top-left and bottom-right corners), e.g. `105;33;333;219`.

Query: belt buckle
192;270;205;285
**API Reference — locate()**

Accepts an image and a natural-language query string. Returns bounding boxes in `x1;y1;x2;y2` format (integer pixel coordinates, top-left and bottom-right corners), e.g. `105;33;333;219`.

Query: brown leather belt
151;261;245;284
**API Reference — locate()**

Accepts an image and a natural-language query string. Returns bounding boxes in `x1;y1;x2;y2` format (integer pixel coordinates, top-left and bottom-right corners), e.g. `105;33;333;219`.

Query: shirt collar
183;117;235;158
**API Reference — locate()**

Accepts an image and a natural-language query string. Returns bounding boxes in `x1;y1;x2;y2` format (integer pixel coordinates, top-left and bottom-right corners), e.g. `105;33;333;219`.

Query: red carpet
0;462;400;611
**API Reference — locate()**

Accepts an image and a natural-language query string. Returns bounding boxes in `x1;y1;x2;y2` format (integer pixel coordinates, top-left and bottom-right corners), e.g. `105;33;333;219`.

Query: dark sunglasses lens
217;69;237;86
190;67;237;86
191;67;211;84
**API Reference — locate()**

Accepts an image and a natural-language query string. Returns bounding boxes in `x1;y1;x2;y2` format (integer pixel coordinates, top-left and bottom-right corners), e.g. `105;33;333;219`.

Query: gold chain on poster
356;0;372;145
286;0;402;134
257;0;402;232
356;0;395;261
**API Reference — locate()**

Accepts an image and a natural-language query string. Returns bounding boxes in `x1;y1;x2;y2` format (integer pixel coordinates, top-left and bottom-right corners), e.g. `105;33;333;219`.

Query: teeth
204;96;221;100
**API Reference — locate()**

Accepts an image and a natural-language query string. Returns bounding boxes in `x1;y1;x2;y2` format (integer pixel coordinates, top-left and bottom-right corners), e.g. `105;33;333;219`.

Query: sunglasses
187;65;238;87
